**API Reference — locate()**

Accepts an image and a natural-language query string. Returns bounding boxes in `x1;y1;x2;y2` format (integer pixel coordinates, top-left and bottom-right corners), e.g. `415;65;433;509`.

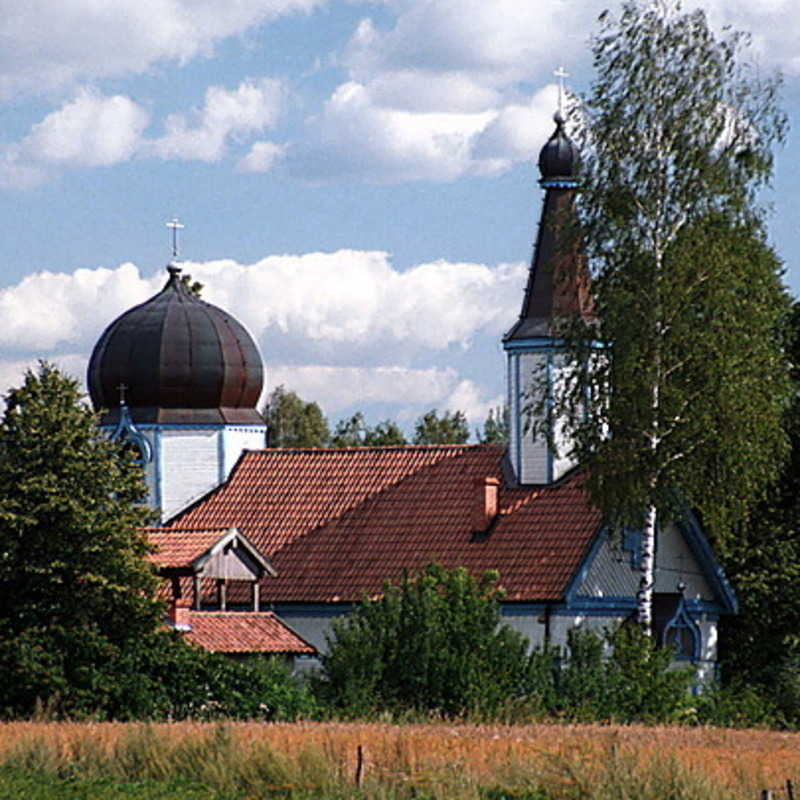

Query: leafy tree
264;385;330;448
412;409;469;445
478;406;509;444
318;564;532;716
332;412;407;447
717;302;800;716
551;1;789;629
0;362;159;716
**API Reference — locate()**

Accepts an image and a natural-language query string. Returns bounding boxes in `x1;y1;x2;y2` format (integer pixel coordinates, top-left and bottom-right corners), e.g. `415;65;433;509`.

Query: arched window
663;599;701;661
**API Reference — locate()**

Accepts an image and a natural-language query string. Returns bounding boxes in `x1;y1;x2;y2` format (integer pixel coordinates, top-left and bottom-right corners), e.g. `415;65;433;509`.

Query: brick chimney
472;476;500;533
168;596;193;632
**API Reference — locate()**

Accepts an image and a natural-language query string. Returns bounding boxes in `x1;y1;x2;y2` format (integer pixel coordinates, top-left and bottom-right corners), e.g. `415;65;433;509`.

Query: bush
318;563;533;717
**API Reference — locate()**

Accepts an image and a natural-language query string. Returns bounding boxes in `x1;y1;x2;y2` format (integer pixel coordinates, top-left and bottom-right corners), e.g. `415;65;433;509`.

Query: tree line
262;384;509;448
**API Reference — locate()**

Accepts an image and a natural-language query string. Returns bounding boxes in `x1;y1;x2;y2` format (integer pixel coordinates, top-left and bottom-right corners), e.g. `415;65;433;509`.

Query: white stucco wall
136;423;266;521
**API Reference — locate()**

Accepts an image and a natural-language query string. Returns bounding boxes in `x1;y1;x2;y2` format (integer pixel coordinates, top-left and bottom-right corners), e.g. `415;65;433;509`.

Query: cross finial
118;383;128;406
554;66;570;116
166;217;185;260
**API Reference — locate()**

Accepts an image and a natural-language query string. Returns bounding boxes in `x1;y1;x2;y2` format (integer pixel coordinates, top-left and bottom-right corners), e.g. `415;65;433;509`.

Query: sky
1;0;800;437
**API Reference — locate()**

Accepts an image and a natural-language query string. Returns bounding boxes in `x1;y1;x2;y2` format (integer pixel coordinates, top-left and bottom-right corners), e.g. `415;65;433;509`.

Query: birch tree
556;1;790;630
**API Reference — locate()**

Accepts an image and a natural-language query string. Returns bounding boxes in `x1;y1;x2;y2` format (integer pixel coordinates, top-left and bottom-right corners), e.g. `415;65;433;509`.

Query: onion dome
88;265;264;426
538;111;579;183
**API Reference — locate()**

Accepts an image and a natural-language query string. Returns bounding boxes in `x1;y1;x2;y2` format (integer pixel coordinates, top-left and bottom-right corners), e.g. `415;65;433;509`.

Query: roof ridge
245;443;503;455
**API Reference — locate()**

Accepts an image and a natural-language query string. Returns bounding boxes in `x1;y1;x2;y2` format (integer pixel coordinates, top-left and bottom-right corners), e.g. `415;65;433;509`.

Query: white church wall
517;352;549;484
221;426;266;477
654;521;713;600
159;428;222;520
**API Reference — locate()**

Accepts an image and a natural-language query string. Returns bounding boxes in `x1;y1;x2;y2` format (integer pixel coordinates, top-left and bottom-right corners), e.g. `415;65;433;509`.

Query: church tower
503;111;592;485
87;263;266;520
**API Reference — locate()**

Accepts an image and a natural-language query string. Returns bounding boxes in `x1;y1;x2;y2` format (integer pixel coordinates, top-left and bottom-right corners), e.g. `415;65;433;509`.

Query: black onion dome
88;266;264;426
538;111;579;181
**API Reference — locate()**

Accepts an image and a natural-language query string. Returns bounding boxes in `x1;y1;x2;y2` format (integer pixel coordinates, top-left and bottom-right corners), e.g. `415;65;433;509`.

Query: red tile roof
147;527;231;569
182;611;315;654
166;445;601;603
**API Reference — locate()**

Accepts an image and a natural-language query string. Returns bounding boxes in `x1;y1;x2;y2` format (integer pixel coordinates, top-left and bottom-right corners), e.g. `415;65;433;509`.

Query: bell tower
503;111;592;484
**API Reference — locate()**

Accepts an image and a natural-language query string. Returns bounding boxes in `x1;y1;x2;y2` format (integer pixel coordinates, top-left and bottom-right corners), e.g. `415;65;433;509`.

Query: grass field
0;721;797;799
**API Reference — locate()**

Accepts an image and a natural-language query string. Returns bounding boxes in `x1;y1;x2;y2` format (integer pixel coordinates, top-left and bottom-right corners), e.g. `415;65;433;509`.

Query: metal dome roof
88;266;264;426
538;112;579;182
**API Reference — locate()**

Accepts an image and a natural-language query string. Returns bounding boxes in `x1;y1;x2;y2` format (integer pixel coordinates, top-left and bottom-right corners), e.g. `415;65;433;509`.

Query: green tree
412;409;469;445
264;385;330;448
319;564;532;716
717;302;800;717
332;412;407;447
477;406;509;444
0;362;160;716
552;1;789;629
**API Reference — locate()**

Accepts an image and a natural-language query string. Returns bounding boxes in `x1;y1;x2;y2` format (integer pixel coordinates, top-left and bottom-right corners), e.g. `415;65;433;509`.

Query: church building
87;113;736;676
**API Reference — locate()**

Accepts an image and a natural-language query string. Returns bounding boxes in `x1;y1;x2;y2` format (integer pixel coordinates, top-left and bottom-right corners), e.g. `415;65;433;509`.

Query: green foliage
716;302;800;721
477;406;509;444
319;564;532;716
550;626;694;723
0;363;160;717
546;1;790;627
412;409;469;445
264;385;330;448
331;412;407;447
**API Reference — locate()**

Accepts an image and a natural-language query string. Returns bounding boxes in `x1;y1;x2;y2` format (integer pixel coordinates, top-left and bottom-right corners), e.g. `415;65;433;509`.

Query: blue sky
1;0;799;435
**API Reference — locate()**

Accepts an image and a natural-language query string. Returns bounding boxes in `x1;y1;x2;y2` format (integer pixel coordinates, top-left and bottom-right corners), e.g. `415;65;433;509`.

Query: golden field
0;721;798;799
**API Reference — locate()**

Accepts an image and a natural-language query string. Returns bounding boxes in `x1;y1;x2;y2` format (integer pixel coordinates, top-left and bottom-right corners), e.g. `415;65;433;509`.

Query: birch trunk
637;503;657;634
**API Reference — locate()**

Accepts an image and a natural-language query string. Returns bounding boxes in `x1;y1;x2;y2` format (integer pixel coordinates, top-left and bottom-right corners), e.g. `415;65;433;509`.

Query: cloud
22;89;150;167
288;80;499;182
147;78;285;162
0;251;523;425
0;79;285;186
0;0;326;98
343;1;589;87
238;140;285;172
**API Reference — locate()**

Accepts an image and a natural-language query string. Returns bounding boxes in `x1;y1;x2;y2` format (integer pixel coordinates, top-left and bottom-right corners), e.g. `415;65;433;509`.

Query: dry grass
0;721;797;799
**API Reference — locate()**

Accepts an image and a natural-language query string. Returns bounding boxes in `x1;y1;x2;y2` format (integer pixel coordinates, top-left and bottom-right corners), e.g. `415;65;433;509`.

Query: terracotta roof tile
147;527;231;569
166;445;601;603
182;611;315;654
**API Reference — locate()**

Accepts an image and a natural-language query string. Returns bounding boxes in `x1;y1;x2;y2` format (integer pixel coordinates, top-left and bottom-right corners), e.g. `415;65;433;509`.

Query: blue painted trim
664;595;702;662
504;338;564;352
546;349;554;483
676;511;738;614
218;429;226;485
563;525;607;604
108;405;153;463
623;528;643;570
514;353;521;480
154;428;163;515
562;595;638;614
540;178;578;188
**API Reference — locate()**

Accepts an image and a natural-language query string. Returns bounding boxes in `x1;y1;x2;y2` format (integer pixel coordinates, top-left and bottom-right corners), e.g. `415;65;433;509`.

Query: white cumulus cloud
0;0;326;98
22;89;150;167
0;250;524;425
148;78;285;162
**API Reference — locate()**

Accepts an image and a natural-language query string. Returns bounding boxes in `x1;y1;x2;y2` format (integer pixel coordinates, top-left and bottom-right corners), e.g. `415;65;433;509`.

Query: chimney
472;476;500;533
168;596;193;632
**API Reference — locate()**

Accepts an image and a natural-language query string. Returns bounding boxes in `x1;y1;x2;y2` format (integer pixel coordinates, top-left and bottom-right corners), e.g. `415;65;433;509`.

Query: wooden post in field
787;780;795;800
761;790;772;800
355;745;364;787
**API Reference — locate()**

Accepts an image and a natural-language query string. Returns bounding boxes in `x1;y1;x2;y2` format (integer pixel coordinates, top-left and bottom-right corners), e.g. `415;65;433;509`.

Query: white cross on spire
554;66;570;116
166;217;185;260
